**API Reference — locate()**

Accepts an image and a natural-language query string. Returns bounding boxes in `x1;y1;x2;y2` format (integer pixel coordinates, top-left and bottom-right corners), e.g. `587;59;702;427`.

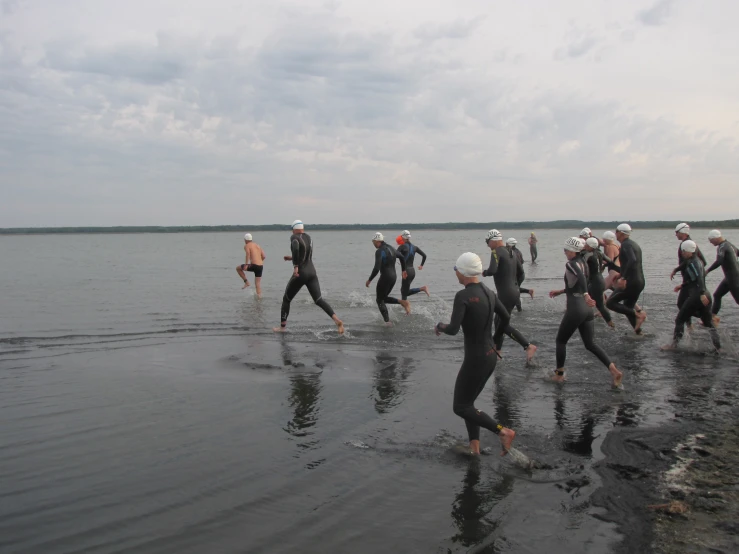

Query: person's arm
395;248;407;272
482;250;499;277
368;248;382;282
696;246;707;266
492;296;510;349
244;245;250;265
260;246;266;261
416;246;427;268
436;291;466;336
705;246;724;274
516;258;525;285
290;237;300;266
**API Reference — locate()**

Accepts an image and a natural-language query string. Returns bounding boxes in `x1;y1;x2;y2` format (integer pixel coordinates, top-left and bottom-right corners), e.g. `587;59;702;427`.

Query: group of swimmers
237;220;738;456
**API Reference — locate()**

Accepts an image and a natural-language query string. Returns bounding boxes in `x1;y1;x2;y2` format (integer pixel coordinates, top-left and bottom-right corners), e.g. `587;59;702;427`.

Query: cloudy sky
1;0;738;227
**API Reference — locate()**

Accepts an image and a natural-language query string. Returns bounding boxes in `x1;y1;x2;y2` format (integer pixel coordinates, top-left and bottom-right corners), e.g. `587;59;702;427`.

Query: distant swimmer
606;224;647;334
506;238;533;311
669;223;708;329
396;230;429;302
435;252;516;456
583;237;615;327
274;221;344;334
602;231;621;290
366;232;410;324
236;233;266;297
663;240;720;352
548;238;623;387
483;230;537;362
706;229;739;325
528;232;538;262
580;227;605;248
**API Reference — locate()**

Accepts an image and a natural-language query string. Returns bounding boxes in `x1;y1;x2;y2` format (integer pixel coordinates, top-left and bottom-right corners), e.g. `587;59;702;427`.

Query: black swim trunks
241;264;263;278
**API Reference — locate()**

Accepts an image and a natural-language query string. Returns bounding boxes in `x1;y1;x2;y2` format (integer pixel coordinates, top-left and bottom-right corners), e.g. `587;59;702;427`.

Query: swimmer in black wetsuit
506;238;534;311
274;220;344;334
396;230;429;302
663;240;720;352
435;252;516;456
706;229;739;324
669;223;708;329
482;230;537;363
583;237;615;327
606;224;647;333
549;238;623;387
366;232;410;323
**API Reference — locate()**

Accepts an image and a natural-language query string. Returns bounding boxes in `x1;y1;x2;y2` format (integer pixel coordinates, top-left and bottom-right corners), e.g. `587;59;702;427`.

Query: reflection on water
372;353;415;414
450;461;514;548
280;337;322;451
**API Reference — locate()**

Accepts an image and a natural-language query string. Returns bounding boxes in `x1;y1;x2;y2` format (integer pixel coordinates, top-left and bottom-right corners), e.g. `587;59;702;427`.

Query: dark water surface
1;229;737;553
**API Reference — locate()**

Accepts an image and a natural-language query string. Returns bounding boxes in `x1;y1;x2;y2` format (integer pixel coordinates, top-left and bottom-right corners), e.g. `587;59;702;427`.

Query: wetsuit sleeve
368;248;382;281
440;291;466;336
482;250;499;277
697;247;707;266
516;258;525;284
492;296;509;349
395;248;407;271
706;246;724;274
416;246;427;266
290;237;300;267
686;260;707;294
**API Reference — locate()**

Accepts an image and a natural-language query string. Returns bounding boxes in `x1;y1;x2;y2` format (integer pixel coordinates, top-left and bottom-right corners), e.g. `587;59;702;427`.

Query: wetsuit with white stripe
674;256;720;350
281;233;335;324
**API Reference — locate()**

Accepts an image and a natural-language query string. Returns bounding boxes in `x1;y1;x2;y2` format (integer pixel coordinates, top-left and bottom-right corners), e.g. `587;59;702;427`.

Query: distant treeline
2;220;738;235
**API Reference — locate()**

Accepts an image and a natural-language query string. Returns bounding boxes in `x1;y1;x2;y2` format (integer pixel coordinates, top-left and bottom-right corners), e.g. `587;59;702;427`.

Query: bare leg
255;277;262;297
236;266;250;288
332;314;344;335
420;285;430;297
469;439;481;455
609;363;623;388
634;310;647;333
525;344;537;363
399;299;411;315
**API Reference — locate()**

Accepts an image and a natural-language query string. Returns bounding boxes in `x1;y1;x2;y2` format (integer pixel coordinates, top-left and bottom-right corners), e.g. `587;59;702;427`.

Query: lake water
1;229;737;553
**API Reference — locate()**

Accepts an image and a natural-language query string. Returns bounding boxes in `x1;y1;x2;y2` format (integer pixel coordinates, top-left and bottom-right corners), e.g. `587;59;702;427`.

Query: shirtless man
236;233;266;297
602;231;621;290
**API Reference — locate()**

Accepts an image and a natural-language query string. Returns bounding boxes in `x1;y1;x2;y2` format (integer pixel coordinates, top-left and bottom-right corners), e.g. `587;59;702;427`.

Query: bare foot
421;285;430;297
634;310;647;333
335;319;345;335
499;428;515;455
469;439;481;456
242;281;250;289
712;315;720;327
609;363;623;388
273;326;287;333
528;289;535;299
551;371;566;383
399;299;411;315
660;342;678;351
525;344;537;363
607;320;615;328
594;311;602;318
384;321;394;327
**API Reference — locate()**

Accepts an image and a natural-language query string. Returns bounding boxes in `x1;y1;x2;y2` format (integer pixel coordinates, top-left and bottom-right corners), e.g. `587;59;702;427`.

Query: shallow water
1;229;737;553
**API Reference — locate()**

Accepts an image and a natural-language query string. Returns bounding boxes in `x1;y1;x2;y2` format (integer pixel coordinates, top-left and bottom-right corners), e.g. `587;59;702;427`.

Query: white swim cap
708;229;722;239
603;231;616;241
564;237;585;252
244;233;253;241
291;220;304;230
401;230;411;240
616;223;632;235
486;229;503;242
579;227;592;238
372;232;384;242
455;252;483;277
675;222;690;234
680;240;697;253
586;237;599;249
506;238;517;246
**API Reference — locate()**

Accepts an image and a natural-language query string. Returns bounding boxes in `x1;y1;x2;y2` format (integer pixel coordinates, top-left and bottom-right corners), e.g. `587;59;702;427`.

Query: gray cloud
637;0;675;26
414;16;485;42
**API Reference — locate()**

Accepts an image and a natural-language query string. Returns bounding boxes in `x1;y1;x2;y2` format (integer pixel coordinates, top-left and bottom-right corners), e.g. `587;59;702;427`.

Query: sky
1;0;738;227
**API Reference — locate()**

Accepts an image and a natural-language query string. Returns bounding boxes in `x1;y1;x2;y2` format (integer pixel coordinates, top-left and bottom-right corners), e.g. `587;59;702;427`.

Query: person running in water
435;252;516;456
602;231;621;290
483;230;537;362
506;238;534;311
663;240;721;352
274;220;344;334
583;237;615;327
366;232;410;324
549;238;623;387
669;223;708;329
606;224;647;333
236;233;266;297
396;230;429;303
528;232;538;262
706;229;739;325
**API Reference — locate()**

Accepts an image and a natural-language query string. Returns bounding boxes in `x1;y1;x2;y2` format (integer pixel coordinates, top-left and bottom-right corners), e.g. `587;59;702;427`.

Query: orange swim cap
396;235;404;245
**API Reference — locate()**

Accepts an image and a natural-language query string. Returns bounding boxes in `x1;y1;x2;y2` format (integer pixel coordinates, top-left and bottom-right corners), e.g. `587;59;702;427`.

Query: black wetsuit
483;246;531;349
368;242;406;322
396;241;427;300
676;238;707;325
605;237;645;329
437;282;509;442
556;255;613;369
673;256;720;350
583;248;613;324
706;240;739;316
280;233;335;325
511;246;530;297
